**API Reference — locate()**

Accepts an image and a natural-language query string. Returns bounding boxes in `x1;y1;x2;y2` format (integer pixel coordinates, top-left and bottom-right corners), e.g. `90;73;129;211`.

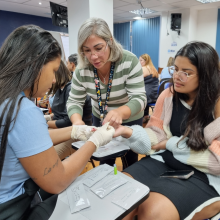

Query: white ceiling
0;0;220;23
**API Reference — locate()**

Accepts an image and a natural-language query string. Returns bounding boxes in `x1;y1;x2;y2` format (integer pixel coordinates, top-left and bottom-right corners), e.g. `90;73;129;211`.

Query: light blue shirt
160;67;172;80
0;93;53;203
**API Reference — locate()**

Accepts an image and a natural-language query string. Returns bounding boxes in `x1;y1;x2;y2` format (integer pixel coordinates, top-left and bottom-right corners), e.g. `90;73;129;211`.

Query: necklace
98;71;109;84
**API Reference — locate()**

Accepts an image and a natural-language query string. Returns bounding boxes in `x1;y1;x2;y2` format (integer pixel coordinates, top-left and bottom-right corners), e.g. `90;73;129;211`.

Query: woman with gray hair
67;17;147;167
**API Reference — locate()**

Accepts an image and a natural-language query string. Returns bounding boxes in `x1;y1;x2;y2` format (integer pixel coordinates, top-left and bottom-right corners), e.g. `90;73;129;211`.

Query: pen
114;164;117;175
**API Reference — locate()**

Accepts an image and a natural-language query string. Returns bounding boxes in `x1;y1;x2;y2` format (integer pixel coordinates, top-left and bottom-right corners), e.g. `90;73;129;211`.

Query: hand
152;140;168;151
73;120;85;126
103;109;123;128
71;125;97;141
44;115;51;122
113;125;133;138
87;123;115;150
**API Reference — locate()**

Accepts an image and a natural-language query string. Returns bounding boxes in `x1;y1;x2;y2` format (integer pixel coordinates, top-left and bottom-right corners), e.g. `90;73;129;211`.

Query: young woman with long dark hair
0;25;115;220
114;42;220;220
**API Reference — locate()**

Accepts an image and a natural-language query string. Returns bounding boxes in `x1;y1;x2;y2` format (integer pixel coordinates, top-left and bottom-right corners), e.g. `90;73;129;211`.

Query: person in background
67;17;147;168
0;25;115;220
160;56;174;81
67;53;78;73
139;54;159;123
114;42;220;220
46;60;92;159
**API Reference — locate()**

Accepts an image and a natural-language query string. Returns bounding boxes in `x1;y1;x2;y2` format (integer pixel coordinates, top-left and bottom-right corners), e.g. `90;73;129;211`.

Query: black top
144;74;158;104
170;97;190;137
160;97;213;183
52;82;92;128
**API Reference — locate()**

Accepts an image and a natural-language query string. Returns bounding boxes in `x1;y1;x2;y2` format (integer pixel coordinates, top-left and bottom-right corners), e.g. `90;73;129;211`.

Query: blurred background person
139;54;159;123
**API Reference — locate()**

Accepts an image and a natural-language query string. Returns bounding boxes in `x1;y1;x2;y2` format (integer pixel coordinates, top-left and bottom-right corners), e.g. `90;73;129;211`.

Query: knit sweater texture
127;88;220;195
67;50;147;123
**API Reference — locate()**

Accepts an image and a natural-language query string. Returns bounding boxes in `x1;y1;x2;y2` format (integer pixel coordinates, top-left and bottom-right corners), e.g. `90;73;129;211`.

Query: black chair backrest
158;79;171;96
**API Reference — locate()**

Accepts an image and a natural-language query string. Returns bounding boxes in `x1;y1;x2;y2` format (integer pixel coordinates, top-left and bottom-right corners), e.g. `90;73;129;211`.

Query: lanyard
93;63;115;122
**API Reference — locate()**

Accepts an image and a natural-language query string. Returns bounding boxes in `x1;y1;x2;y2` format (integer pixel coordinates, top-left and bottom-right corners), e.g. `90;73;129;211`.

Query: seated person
67;53;77;73
139;54;159;123
0;25;115;220
160;56;174;82
115;42;220;220
46;60;92;159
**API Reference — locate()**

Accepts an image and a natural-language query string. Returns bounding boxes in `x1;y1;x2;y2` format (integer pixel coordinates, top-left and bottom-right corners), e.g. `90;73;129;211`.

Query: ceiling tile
24;0;50;8
3;0;29;3
141;0;162;8
171;0;202;7
114;8;125;14
44;0;66;2
0;0;51;17
59;1;67;6
115;11;137;17
122;0;149;3
159;0;184;3
113;0;130;8
116;3;141;11
150;4;179;11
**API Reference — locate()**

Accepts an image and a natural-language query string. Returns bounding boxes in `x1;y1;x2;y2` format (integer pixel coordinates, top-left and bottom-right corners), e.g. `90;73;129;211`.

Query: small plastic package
90;174;128;198
66;183;90;214
112;182;150;210
83;164;113;187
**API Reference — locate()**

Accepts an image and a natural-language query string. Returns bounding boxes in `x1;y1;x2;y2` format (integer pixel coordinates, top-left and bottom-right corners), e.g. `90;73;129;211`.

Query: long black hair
0;25;61;180
48;60;72;96
171;41;220;151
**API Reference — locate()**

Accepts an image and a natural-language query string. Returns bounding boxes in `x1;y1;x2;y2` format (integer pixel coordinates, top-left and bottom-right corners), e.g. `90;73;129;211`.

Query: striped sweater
67;50;147;123
127;88;220;195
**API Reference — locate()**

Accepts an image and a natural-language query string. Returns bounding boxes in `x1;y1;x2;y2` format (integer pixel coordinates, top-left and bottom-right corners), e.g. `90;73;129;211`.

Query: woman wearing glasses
114;42;220;220
67;17;147;167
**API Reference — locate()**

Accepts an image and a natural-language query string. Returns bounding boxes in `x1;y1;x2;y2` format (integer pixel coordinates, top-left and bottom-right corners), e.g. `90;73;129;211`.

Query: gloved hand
71;125;97;141
87;123;115;150
44;115;51;122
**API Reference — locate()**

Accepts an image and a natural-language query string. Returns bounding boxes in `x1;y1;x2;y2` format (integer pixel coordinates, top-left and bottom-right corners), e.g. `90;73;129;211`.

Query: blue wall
114;22;131;51
216;9;220;57
0;10;68;47
132;17;160;70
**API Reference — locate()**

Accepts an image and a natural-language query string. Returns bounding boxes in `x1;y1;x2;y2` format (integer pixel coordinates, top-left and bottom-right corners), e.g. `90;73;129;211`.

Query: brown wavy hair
140;54;158;78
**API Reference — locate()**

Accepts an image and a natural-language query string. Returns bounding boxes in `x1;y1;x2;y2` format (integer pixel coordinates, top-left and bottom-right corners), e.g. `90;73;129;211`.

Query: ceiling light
130;8;157;16
133;16;143;19
197;0;220;3
39;2;42;4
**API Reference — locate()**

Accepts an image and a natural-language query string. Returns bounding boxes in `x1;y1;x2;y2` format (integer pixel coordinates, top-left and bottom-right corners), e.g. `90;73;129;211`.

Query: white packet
66;183;90;213
83;164;113;187
90;174;128;198
111;185;146;210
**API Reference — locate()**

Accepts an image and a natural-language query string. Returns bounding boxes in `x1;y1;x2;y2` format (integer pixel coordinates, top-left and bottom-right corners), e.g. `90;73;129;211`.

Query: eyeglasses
81;42;108;57
168;66;197;82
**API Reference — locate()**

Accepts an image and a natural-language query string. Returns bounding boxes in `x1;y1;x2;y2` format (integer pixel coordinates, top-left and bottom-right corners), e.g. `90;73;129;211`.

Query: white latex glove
71;125;97;141
87;123;115;150
44;115;51;122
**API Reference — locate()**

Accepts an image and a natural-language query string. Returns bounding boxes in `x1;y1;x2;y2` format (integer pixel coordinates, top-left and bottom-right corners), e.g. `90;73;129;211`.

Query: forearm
117;105;131;120
61;142;96;188
166;136;220;175
48;126;72;145
123;125;152;155
70;113;85;125
47;120;58;129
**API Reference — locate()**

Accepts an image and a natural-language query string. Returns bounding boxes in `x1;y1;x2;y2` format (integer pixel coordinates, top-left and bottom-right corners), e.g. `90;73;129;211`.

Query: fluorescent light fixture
133;16;142;19
130;8;156;16
197;0;220;3
39;2;42;4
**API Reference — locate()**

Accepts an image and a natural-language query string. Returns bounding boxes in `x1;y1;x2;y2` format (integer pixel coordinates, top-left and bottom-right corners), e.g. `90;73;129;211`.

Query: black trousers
92;115;143;168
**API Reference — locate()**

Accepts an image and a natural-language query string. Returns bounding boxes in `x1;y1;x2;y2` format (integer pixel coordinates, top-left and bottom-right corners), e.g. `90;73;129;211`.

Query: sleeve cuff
126;125;151;154
125;100;142;117
166;136;188;152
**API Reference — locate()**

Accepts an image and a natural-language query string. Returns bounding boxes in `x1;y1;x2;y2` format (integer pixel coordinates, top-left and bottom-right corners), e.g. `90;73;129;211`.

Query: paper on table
83;164;113;187
90;174;128;198
111;182;150;210
66;183;90;213
72;136;130;158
